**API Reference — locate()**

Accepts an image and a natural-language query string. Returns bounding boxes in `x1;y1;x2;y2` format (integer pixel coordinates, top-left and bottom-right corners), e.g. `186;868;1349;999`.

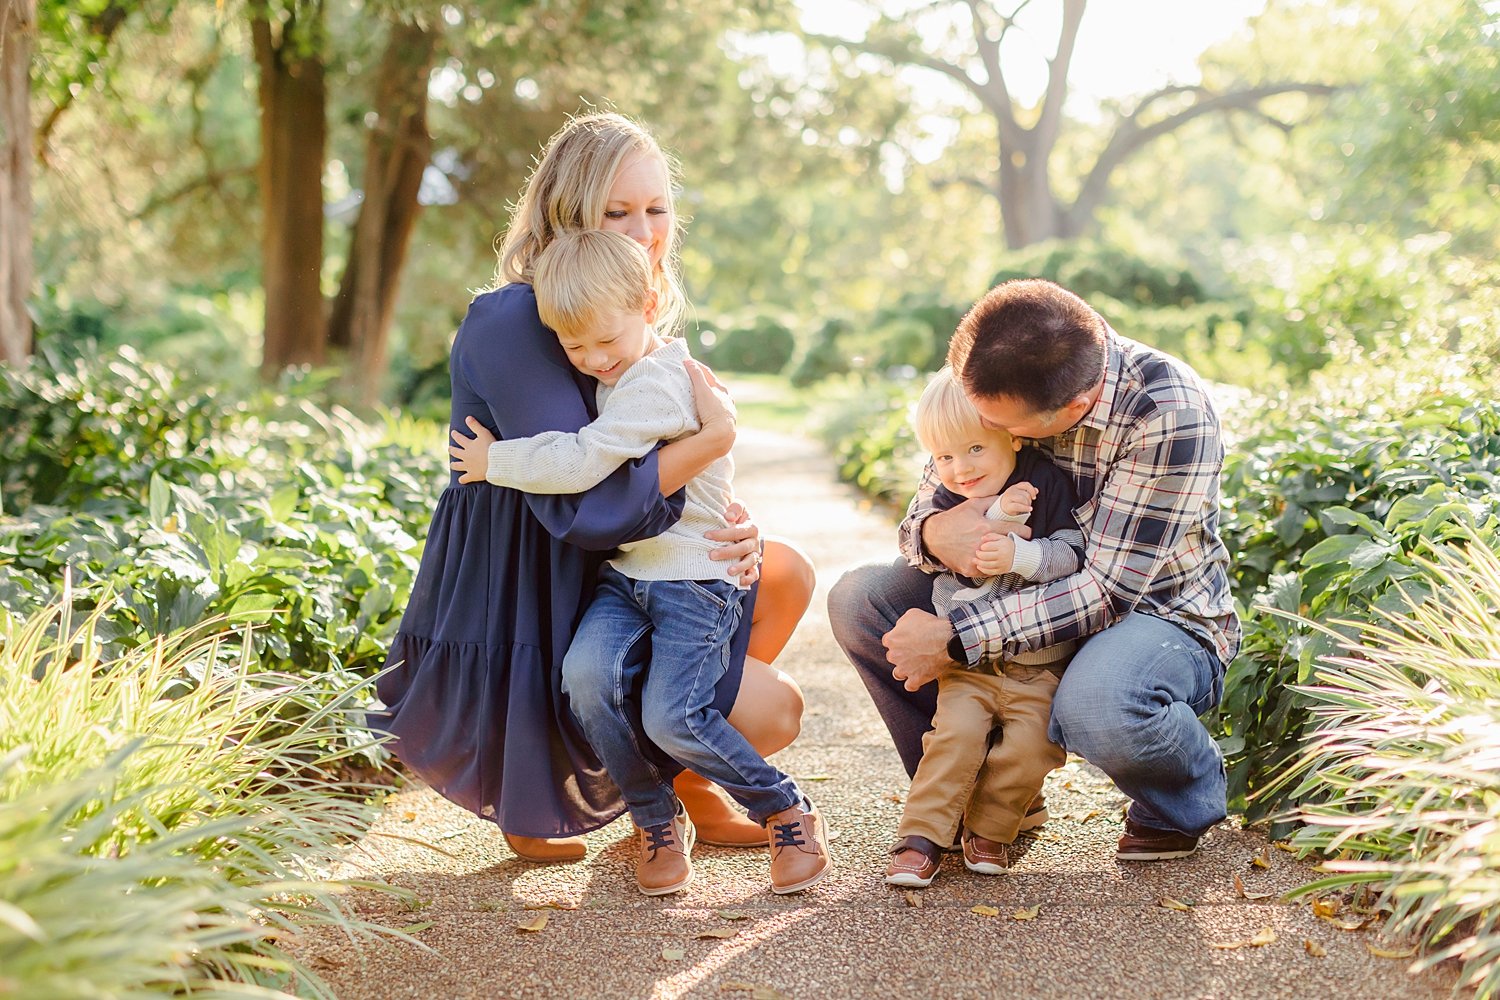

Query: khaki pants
897;664;1066;845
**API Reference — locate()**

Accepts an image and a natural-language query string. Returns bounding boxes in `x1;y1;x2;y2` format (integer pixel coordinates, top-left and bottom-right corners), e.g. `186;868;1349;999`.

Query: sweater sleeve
451;287;683;550
483;369;695;495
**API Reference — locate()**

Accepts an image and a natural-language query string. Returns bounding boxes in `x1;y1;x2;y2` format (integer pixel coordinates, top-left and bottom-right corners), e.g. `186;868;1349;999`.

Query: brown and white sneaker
635;807;695;896
1116;818;1202;861
962;832;1014;875
765;799;833;895
885;836;942;888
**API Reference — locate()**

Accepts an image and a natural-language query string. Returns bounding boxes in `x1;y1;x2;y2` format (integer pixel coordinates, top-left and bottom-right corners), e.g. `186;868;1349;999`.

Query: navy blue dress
377;284;757;838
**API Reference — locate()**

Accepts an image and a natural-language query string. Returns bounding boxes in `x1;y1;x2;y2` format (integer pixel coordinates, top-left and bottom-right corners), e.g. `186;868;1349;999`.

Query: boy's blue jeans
561;565;802;829
828;559;1228;836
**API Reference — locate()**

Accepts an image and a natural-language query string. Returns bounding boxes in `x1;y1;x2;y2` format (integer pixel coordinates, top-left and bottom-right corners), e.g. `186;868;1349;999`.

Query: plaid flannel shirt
900;329;1241;668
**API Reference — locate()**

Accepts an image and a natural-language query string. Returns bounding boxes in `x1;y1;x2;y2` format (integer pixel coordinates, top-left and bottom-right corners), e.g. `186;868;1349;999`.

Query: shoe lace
771;819;806;850
643;823;676;854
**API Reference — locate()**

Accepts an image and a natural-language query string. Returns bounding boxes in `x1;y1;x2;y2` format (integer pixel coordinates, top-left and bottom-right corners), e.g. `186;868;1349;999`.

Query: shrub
1271;539;1500;997
698;313;797;374
816;376;925;508
0;596;401;998
990;239;1206;308
1218;389;1500;816
787;316;853;388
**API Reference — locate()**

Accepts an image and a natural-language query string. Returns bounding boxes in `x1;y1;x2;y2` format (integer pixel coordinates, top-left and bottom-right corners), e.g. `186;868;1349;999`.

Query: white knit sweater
484;337;741;587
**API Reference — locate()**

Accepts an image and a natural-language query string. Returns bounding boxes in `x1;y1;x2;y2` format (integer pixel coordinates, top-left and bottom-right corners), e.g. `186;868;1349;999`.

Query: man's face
969;393;1081;441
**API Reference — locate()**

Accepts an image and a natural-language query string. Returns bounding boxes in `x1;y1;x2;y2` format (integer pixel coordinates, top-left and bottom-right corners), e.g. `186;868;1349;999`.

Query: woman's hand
707;498;762;586
684;359;736;457
449;416;497;484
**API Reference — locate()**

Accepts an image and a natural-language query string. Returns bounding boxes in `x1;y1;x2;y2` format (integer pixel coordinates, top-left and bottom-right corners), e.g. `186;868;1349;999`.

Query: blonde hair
913;366;1012;454
495;112;687;334
533;230;653;337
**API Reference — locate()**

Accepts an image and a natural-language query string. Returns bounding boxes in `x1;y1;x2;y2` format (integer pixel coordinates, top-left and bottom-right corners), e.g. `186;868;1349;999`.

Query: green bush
0;598;401;998
1218;389;1500;816
698;312;797;374
816;376;924;508
1272;540;1500;997
0;349;444;763
788;316;853;388
991;239;1206;308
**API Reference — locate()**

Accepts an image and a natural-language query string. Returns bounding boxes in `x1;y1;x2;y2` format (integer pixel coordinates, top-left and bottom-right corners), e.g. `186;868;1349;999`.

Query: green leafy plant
0;592;404;998
1269;539;1500;998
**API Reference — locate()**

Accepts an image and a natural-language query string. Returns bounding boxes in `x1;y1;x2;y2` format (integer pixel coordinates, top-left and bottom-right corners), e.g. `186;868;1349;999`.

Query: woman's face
600;152;672;270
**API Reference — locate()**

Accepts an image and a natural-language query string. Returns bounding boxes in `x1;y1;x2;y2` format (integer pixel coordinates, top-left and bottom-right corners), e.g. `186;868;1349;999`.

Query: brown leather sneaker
765;799;833;895
1116;818;1202;861
962;831;1014;875
636;808;695;896
885;835;942;887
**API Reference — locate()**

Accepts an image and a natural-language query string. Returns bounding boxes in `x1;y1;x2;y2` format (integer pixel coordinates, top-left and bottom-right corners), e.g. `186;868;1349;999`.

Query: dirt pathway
294;425;1459;1000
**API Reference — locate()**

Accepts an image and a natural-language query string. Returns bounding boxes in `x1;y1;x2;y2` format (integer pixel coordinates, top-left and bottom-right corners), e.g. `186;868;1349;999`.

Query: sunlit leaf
1304;939;1327;958
1158;897;1193;912
1366;943;1417;959
970;905;1000;917
1012;905;1041;920
517;914;548;933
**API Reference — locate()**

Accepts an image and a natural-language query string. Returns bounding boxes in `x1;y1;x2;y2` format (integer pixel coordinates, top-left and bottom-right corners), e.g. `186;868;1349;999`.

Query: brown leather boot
674;770;764;847
503;832;586;864
764;799;832;895
635;808;695;896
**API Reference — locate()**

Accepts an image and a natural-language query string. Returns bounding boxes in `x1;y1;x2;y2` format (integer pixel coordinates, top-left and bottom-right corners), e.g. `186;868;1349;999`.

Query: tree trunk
327;18;435;402
251;1;328;378
1;0;34;366
997;132;1062;250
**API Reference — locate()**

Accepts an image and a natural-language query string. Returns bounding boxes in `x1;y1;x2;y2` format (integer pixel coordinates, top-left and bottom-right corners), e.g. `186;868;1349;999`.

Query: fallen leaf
803;774;833;781
1366;943;1417;959
1311;898;1341;919
1251;846;1273;869
473;899;506;912
1012;905;1041;921
715;909;749;921
1274;841;1298;853
971;904;1000;917
1233;873;1274;900
1209;940;1246;950
1304;939;1327;958
1250;926;1277;947
436;828;468;840
523;899;578;911
903;891;923;908
885;792;904;803
516;913;548;933
1318;913;1368;932
662;947;686;961
400;921;433;934
400;811;417;822
696;928;739;940
1158;896;1193;912
1080;809;1100;822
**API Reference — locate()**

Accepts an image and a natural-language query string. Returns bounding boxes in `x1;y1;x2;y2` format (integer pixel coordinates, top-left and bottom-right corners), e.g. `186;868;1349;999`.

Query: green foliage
991;239;1206;309
787;316;853;388
0;349;444;761
1218;388;1500;816
816;376;923;508
0;597;400;998
697;312;797;374
1272;541;1500;997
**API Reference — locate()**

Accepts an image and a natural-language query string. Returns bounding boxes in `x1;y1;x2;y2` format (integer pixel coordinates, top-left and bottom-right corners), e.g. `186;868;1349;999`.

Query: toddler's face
557;308;657;386
928;427;1021;499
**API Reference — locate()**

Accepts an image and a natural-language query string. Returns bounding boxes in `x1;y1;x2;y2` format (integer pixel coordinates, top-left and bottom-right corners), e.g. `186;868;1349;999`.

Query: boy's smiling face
556;292;660;386
928;426;1021;499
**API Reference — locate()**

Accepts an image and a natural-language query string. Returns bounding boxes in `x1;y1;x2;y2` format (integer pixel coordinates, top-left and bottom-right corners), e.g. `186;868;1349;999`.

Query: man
828;278;1240;859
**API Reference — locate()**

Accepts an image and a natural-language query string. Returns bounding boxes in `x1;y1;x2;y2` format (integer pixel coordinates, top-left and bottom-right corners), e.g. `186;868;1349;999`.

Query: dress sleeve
453;288;683;550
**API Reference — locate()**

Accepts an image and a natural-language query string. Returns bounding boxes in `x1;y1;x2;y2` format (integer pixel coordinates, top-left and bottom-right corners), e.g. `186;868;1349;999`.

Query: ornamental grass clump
0;588;399;999
1273;539;1500;997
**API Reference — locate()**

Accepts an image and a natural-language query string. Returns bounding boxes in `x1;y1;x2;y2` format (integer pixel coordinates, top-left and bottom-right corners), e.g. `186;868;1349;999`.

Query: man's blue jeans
827;559;1227;835
561;566;801;829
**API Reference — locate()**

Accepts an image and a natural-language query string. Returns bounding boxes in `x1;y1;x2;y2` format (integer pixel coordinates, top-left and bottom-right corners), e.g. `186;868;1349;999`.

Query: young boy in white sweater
448;229;830;898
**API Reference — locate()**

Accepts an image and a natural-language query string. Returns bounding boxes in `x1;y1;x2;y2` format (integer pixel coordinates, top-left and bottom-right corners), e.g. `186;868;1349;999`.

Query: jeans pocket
682;579;730;612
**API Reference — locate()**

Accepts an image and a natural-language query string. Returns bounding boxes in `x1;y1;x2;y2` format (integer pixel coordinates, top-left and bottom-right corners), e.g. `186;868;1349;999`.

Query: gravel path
292;425;1460;1000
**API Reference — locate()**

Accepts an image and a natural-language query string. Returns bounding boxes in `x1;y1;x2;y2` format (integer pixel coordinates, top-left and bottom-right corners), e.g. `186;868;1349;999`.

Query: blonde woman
378;113;812;862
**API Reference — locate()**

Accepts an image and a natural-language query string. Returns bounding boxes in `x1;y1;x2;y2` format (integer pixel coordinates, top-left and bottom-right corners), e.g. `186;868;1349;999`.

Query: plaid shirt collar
1075;326;1124;435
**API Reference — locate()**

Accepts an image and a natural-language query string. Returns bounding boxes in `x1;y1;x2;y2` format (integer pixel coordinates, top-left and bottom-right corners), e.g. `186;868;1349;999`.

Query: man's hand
974;532;1016;576
882;609;957;692
922;499;1032;576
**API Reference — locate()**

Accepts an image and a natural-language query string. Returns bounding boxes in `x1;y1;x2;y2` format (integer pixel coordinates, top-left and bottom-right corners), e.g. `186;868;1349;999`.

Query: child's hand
996;482;1038;518
974;532;1016;576
685;359;737;453
449;416;497;483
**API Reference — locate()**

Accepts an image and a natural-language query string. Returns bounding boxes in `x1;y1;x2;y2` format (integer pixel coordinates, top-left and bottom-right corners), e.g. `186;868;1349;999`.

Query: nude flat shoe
503;832;587;863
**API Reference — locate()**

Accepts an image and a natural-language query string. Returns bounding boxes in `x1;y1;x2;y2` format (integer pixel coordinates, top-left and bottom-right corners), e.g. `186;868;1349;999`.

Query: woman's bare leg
678;538;813;845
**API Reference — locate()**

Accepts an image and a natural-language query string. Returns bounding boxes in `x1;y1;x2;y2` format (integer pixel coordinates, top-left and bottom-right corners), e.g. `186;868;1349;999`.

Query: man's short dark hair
947;278;1108;413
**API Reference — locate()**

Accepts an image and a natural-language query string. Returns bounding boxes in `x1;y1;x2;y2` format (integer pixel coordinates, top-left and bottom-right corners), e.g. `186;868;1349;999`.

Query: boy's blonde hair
913;366;1009;453
495;111;687;334
533;229;653;337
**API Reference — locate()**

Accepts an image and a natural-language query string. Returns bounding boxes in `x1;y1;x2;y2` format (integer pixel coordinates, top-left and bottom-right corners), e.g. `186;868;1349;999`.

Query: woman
377;112;813;862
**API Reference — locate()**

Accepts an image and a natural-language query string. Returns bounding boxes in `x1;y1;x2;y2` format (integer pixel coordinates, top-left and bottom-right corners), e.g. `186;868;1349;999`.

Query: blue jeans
828;558;1228;835
561;566;802;829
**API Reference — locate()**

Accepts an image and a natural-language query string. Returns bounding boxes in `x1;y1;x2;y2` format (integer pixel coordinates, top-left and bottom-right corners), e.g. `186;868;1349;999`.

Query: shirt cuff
485;441;512;486
1008;536;1043;579
984;498;1028;523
